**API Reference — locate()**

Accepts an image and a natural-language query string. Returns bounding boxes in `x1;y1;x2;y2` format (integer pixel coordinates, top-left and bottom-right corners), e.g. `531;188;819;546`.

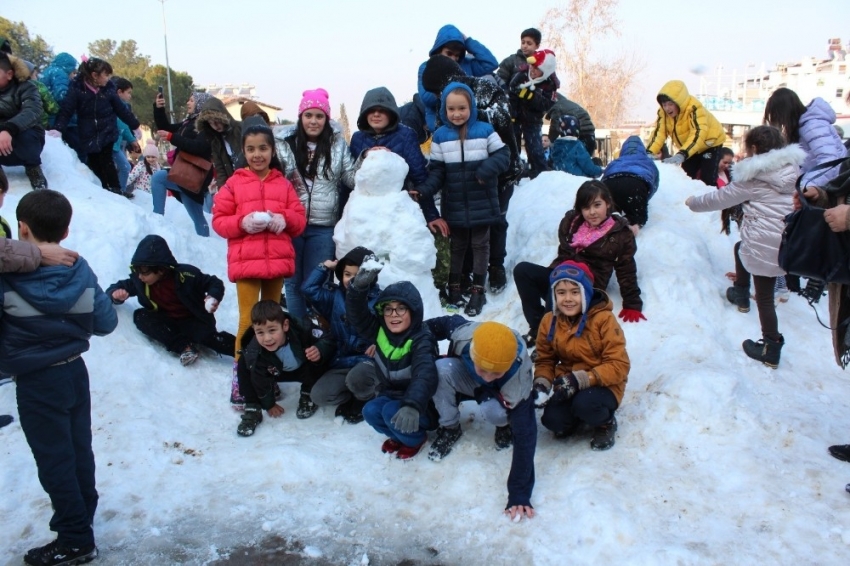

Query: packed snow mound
1;140;849;565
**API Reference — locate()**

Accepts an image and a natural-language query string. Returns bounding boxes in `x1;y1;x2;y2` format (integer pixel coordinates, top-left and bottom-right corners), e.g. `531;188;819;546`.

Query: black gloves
350;254;382;290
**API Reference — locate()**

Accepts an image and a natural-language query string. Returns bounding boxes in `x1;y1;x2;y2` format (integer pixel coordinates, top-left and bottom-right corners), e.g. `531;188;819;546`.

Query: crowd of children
4;22;850;565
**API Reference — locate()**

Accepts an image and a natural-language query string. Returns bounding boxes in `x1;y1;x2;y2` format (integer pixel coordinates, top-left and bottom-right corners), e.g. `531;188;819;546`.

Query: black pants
682;147;722;187
236;355;322;404
488;180;515;269
603;176;651;226
16;358;97;547
541;386;618;433
0;127;45;167
514;261;552;333
133;309;235;356
451;225;490;276
86;144;120;191
734;241;780;340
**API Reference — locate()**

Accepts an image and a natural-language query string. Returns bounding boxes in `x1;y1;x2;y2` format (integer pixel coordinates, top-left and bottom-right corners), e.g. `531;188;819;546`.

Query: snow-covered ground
2;138;850;565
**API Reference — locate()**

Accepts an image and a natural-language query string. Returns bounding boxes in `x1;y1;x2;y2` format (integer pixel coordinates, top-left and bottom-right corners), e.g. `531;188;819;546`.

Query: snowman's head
354;150;409;196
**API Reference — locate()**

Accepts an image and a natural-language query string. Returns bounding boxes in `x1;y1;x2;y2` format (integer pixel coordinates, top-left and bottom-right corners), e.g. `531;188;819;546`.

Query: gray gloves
663;153;685;165
390;405;420;434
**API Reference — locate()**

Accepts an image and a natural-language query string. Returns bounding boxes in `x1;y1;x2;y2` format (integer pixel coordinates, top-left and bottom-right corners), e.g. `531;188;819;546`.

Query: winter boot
296;392;319;419
460;272;474;298
828;444;850;462
464;286;487;317
24;539;97;566
230;361;245;411
24;165;48;190
590;415;618;451
427;425;463;461
726;285;750;313
521;330;536;349
447;273;466;307
381;438;402;454
179;345;199;366
335;396;365;424
395;439;427;460
0;414;12;429
488;265;507;294
742;335;784;368
237;404;263;437
553;421;580;440
494;424;513;450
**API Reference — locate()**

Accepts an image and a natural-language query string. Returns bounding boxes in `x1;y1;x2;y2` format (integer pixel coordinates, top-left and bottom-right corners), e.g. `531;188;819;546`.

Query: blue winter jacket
0;257;117;375
40;53;78;127
798;97;848;187
418;82;510;228
550;137;602;178
602;135;660;198
417;25;498;133
54;75;140;154
301;264;380;370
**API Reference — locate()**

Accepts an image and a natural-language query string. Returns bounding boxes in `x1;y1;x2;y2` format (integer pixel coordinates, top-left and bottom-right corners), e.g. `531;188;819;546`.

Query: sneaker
334;397;365;424
381;438;402;454
590;416;618;451
24;165;48;190
427;425;463;461
828;445;850;462
230;361;245;411
464;285;486;317
494;424;513;450
396;439;426;460
488;266;507;294
726;286;750;313
179;347;199;366
237;404;263;437
24;539;97;566
296;392;318;419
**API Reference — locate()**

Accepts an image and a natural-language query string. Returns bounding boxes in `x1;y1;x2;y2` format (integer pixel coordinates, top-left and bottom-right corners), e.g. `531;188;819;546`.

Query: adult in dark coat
195;97;242;189
150;91;214;236
0;53;47;190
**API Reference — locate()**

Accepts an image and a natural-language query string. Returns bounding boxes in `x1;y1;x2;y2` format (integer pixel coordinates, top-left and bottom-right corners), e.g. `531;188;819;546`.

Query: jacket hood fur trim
730;144;806;183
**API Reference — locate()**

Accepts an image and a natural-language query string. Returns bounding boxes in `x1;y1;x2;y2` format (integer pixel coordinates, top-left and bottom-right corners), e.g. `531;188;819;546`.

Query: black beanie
521;28;542;46
422;54;464;95
335;246;374;283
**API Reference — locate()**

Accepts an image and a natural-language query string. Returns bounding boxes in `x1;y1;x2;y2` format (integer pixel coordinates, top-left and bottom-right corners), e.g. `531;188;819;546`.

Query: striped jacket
418;82;511;228
646;80;726;159
0;257;117;375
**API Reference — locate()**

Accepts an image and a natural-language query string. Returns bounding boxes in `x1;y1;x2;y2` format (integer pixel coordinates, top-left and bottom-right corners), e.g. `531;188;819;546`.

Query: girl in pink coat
213;117;307;408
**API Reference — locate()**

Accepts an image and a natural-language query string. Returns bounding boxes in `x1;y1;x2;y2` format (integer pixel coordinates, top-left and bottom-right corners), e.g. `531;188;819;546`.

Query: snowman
333;150;442;317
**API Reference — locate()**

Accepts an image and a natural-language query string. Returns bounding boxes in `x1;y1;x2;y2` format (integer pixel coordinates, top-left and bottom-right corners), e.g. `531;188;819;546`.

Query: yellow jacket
645;80;726;159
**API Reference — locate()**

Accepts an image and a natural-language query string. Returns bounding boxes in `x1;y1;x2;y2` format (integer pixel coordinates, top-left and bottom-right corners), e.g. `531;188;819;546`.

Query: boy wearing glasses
107;234;235;366
344;256;439;460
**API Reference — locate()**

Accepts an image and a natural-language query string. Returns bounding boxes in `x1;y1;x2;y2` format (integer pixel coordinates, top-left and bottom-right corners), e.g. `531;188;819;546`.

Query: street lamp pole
159;0;174;120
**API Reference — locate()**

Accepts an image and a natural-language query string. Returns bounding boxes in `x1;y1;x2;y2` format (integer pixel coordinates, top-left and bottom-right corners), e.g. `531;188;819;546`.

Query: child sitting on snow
534;261;630;450
125;140;161;193
107;234;235;366
344;257;438;459
550;115;602;178
302;246;381;424
236;300;335;436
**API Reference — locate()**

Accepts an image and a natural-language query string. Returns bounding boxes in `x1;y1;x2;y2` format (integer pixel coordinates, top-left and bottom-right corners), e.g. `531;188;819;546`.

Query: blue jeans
285;224;335;319
362;395;430;447
150;169;209;237
113;148;131;192
16;358;97;547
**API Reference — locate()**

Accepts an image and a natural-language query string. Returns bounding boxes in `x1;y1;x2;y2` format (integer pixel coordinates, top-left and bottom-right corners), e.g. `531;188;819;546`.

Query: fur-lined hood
195;97;237;135
6;55;31;83
730;144;806;184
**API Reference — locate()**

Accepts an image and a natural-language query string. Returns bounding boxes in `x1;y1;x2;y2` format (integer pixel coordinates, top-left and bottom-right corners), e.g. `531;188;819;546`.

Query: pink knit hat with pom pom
142;140;159;158
298;88;331;117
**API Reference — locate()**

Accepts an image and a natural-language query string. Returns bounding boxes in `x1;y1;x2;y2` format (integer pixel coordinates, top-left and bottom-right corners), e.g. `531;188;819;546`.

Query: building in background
202;83;284;124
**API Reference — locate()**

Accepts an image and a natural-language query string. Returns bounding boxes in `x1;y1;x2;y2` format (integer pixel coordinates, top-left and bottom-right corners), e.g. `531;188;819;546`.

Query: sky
5;0;850;123
3;138;850;564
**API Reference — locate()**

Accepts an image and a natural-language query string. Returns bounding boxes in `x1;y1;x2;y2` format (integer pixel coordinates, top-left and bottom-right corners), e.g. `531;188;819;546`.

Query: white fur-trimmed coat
687;144;806;276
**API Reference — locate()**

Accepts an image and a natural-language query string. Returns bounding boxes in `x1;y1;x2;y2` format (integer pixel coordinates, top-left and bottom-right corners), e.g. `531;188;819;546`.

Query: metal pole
159;0;174;120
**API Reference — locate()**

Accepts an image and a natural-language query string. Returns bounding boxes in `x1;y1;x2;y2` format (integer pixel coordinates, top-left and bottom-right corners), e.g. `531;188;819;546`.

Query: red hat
527;49;557;81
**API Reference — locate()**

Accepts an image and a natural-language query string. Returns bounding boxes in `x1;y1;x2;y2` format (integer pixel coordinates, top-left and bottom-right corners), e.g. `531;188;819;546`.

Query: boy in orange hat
425;316;536;522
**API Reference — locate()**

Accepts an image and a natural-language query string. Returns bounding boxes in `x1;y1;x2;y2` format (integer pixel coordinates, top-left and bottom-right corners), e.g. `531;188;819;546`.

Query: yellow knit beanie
469;322;517;373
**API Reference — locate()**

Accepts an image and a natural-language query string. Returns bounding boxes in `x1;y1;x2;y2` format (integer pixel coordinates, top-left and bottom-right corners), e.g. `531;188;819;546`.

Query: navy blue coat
54;75;140;154
602;136;660;198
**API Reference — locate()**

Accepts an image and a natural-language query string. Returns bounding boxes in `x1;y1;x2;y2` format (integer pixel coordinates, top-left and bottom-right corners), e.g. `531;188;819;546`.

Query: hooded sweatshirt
195;97;243;187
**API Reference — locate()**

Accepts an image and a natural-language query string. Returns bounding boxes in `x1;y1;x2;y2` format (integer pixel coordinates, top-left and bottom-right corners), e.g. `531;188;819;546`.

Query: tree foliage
538;0;645;127
0;17;54;70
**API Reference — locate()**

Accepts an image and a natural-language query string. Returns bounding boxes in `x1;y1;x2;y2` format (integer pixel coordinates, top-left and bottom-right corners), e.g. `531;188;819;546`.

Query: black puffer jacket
346;280;438;414
154;104;212;201
0;55;43;137
105;235;225;328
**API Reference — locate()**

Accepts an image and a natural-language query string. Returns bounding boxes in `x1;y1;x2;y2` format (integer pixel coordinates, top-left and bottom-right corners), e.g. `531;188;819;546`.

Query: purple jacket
799;97;848;187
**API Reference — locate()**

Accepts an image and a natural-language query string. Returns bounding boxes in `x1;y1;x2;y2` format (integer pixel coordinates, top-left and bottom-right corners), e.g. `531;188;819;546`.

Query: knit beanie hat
521;28;542;46
299;88;331;117
559;115;580;138
548;260;595;338
421;54;464;95
469;322;519;374
142;139;159;158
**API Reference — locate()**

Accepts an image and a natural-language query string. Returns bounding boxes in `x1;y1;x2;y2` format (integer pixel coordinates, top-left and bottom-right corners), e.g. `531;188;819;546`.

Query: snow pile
1;138;850;564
